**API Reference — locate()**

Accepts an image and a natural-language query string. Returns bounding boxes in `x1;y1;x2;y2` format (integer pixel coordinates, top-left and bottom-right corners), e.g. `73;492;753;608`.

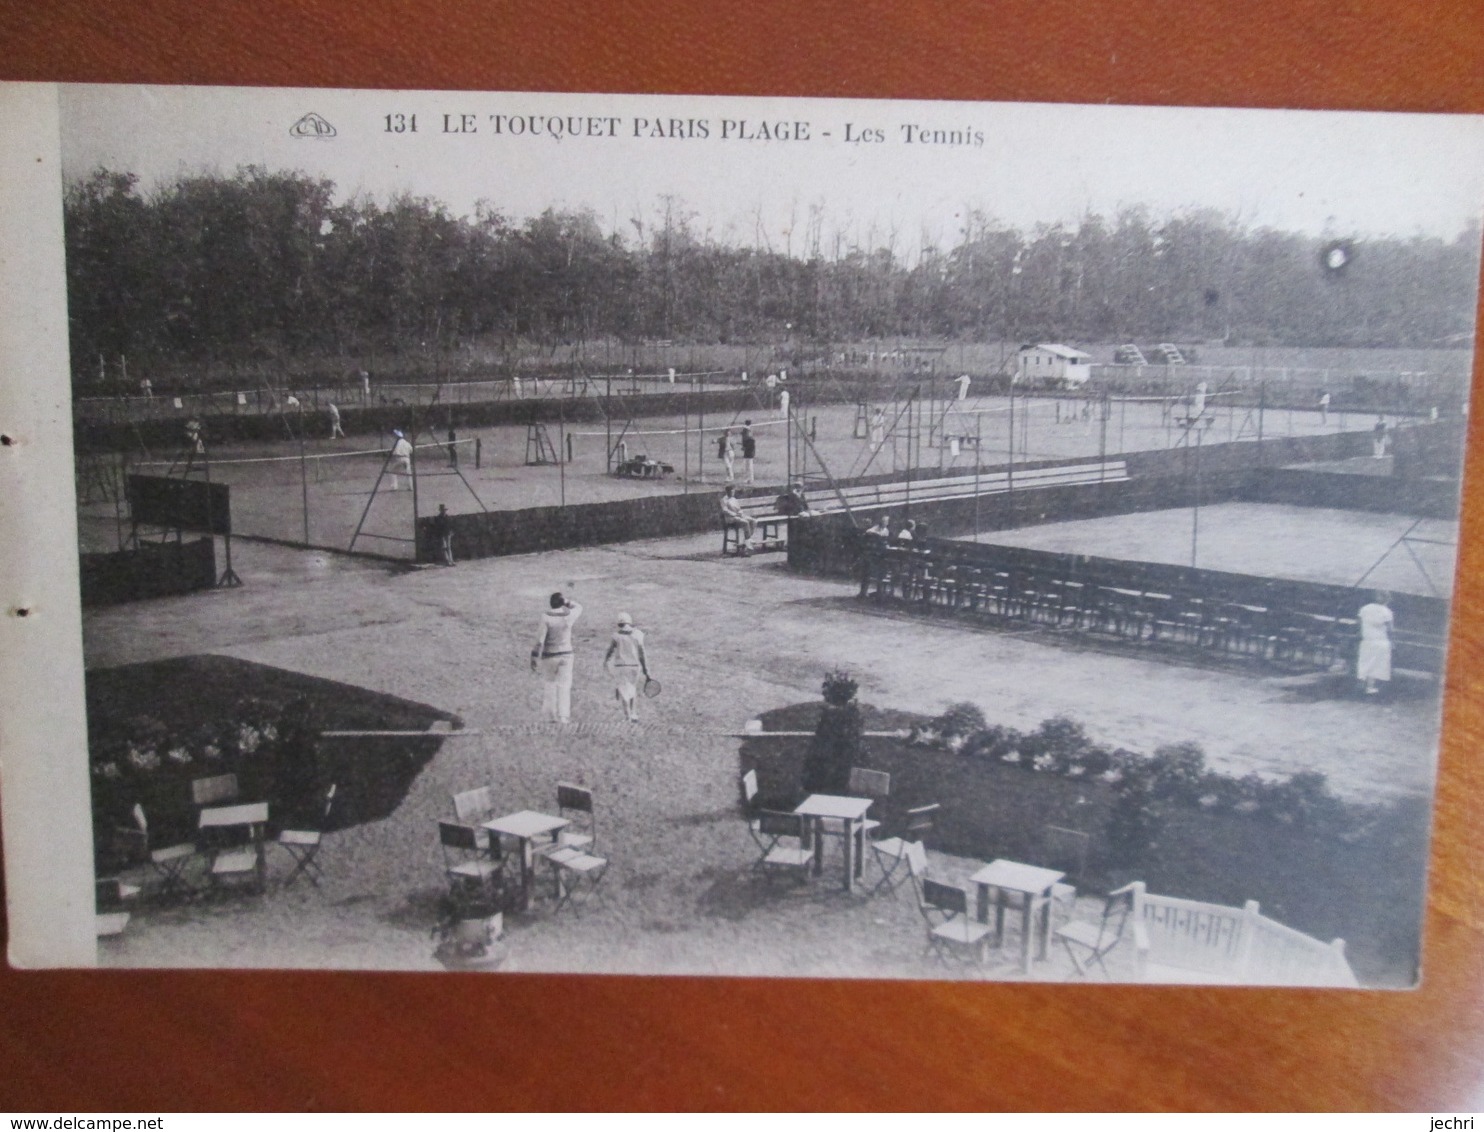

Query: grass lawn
743;701;1428;986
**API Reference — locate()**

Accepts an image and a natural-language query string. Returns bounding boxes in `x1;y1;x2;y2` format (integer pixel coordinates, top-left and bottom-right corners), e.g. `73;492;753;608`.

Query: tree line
64;166;1480;382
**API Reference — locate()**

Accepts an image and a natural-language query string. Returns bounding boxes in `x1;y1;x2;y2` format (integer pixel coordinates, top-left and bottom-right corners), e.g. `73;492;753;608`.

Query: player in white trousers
531;592;583;722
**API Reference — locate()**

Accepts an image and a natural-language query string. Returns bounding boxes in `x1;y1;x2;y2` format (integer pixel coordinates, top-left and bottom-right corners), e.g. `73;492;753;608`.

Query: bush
933;702;988;738
804;671;862;793
821;670;859;707
1148;741;1207;806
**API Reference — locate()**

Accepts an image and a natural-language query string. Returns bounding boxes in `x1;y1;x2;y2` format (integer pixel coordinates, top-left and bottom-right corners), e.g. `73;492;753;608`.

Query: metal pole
1191;427;1201;568
1007;380;1015;496
974;413;982;541
605;374;612;474
1099;393;1108;482
697;373;704;483
558;399;566;508
298;407;310;546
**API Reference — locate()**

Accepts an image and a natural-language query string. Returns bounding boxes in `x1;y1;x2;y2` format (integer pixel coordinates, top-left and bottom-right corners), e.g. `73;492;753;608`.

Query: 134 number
384;113;417;133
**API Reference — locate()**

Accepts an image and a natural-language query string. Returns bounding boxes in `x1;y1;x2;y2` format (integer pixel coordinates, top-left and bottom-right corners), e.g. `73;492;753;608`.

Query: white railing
1128;881;1359;987
742;459;1128;520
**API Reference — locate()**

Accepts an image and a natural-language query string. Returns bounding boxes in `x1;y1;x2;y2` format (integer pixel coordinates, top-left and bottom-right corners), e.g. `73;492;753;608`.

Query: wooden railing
1127;882;1359;987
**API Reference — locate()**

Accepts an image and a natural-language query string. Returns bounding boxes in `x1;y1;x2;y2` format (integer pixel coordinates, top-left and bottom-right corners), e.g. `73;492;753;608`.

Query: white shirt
392;437;413;459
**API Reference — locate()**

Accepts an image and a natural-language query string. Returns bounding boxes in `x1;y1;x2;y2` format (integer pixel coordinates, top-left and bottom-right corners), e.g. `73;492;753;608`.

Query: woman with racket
603;612;655;723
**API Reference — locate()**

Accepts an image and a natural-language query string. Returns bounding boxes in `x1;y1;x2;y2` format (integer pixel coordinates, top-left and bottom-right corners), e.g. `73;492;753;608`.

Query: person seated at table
865;514;891;539
774;479;814;517
895;519;917;543
721;486;756;547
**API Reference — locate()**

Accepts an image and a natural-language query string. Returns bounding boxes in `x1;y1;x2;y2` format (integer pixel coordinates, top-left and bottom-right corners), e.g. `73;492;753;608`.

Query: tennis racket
642;676;662;698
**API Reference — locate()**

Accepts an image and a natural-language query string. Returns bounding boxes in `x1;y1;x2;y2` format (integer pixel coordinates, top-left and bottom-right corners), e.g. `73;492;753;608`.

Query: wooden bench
722;496;792;556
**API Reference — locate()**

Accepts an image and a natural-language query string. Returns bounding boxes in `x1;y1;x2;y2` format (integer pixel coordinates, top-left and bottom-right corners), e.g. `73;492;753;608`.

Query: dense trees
64;166;1480;382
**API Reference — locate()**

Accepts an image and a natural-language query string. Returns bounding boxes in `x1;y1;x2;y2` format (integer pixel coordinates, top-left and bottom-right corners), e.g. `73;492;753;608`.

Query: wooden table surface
3;0;1483;1111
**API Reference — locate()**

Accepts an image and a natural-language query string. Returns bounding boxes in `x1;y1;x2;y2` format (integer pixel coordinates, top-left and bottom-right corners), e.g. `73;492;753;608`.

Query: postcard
2;82;1481;983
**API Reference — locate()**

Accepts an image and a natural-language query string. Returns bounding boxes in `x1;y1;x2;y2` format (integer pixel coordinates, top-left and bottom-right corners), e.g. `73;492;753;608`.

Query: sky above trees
60;86;1484;257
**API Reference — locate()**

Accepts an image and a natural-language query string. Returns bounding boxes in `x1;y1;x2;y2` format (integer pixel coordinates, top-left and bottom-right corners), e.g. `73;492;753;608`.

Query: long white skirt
1357;639;1392;682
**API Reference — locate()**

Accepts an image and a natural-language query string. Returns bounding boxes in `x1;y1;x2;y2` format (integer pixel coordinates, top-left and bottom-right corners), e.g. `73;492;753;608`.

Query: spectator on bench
774;479;814;518
721;486;756;551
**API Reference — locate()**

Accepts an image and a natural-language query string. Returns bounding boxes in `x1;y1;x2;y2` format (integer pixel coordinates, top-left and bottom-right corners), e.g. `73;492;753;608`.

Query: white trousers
540;654;574;722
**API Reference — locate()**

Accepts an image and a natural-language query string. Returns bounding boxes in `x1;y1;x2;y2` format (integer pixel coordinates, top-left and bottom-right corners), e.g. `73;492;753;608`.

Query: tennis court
962;502;1458;597
77;390;1384;558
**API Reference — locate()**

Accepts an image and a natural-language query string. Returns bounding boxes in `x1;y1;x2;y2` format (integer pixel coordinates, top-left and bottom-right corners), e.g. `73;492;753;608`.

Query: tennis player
603;612;650;723
390;429;413;491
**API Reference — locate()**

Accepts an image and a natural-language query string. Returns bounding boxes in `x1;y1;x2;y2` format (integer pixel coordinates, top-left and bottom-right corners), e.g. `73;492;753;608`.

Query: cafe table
483;810;569;911
198;801;270;894
792;794;874;892
970;858;1065;972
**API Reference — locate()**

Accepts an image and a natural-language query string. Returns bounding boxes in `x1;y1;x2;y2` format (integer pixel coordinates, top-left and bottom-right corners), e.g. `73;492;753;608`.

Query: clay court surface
967;502;1458;597
84;395;1371;557
83;526;1442;976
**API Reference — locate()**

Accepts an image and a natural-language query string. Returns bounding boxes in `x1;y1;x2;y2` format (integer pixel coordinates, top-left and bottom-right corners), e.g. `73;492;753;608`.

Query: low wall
1247;467;1460;519
416;489;723;562
79;537;217;607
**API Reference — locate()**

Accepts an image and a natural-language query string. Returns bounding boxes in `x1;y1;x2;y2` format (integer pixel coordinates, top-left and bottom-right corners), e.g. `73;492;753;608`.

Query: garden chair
907;845;992;966
276;782;336;888
451;786;495;826
190;773;239;807
546;843;609;916
127;803;200;900
202;809;268;897
1054;882;1140;979
817;767;889;843
438;820;508;915
872;802;941;896
740;768;774;854
94;877;140;938
546;782;598;856
455;784;517;856
752;810;814;884
1041;824;1091;924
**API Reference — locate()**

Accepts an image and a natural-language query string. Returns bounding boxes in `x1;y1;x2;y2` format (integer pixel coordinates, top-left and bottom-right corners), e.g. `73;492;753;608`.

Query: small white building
1016;343;1093;387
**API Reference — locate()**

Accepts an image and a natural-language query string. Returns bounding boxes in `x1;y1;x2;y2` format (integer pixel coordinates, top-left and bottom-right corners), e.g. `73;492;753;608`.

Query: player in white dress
1356;591;1394;696
603;613;650;723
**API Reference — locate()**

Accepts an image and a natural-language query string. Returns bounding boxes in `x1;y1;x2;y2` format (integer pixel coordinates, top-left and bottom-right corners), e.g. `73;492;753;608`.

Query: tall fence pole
298;407;310;546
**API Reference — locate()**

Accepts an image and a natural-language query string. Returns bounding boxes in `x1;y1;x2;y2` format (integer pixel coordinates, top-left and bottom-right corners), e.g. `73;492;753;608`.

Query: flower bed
87;655;459;868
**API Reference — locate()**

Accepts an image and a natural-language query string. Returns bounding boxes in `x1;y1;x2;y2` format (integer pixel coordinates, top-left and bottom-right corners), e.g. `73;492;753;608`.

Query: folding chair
548;782;598;855
1042;824;1092;926
202;812;267;897
547;845;609;916
129;803;200;900
451;786;495;826
752;809;814;884
819;767;888;840
872;802;941;896
1055;883;1139;979
276;783;336;888
190;773;239;807
908;848;993;966
95;877;140;938
740;769;767;850
438;821;508;916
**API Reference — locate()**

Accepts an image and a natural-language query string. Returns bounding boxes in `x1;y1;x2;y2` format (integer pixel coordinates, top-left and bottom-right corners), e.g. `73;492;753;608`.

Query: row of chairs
863;547;1355;671
439;782;608;917
105;775;337;918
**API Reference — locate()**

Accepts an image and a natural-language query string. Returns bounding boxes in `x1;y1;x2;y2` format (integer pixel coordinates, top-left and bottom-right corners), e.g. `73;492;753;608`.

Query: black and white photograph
3;83;1483;984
